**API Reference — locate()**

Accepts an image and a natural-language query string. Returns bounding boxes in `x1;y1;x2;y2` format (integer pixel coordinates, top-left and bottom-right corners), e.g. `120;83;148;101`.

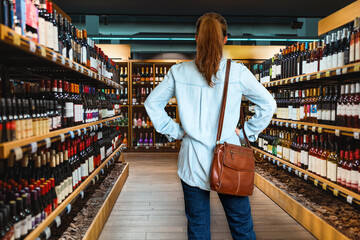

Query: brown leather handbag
210;59;255;196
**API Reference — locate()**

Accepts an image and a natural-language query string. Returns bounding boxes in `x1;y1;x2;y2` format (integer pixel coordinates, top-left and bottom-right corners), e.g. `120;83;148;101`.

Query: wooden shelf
0;24;121;89
254;173;349;240
24;144;126;240
262;62;360;88
0;115;122;159
270;118;360;137
252;147;360;206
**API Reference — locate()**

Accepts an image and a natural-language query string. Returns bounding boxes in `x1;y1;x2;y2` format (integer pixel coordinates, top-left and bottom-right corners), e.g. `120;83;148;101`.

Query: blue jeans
181;180;256;240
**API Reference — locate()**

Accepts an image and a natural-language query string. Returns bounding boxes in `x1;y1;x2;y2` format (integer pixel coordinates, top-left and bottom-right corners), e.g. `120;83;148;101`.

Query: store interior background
57;0;355;59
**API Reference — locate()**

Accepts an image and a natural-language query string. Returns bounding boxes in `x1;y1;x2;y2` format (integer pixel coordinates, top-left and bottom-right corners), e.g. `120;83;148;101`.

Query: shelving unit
252;147;360;206
0;24;121;89
24;144;127;240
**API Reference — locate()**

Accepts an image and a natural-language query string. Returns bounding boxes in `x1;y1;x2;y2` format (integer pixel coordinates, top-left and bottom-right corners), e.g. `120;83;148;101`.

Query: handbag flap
223;143;255;171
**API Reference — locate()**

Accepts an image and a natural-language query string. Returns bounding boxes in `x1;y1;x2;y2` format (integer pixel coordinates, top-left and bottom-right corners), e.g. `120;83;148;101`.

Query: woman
145;13;276;240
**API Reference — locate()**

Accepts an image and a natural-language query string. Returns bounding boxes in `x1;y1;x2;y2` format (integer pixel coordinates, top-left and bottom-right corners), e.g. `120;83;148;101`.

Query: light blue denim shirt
145;58;276;190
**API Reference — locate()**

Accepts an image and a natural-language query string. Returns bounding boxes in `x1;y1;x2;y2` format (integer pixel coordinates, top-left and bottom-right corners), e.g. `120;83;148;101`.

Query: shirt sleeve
239;66;276;142
144;68;185;140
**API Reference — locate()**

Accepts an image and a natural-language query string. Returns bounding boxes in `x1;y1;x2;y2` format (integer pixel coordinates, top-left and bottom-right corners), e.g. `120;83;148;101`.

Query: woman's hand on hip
235;128;240;137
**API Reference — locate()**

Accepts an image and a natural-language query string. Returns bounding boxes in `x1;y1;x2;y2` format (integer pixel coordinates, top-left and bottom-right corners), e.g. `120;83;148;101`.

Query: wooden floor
99;153;316;240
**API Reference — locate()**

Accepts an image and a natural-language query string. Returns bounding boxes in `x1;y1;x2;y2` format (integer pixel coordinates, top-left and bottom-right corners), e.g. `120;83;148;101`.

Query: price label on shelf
54;216;61;227
52;52;57;62
316;73;321;79
66;204;72;214
291;78;295;84
283;164;286;170
298;171;302;177
333;189;339;196
69;131;75;139
45;138;51;148
295;170;299;176
342;67;348;74
285;123;289;128
29;41;36;52
354;132;360;140
91;178;96;185
13;147;23;160
347;195;353;204
288;167;292;173
80;66;84;73
304;125;308;131
336;69;342;76
318;127;323;134
335;129;340;137
69;61;73;68
314;179;319;186
76;129;81;136
83;128;86;134
30;142;37;154
44;227;51;239
354;65;360;72
325;71;331;77
273;159;276;164
306;75;311;81
312;126;316;132
299;76;304;82
322;183;327;190
13;34;21;46
297;124;301;130
79;191;84;199
304;174;308;180
279;122;283;127
60;56;65;65
40;46;46;57
59;133;65;142
296;77;299;82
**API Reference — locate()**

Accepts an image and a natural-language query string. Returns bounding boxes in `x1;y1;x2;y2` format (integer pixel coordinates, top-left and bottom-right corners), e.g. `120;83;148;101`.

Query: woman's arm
238;66;276;142
144;68;185;140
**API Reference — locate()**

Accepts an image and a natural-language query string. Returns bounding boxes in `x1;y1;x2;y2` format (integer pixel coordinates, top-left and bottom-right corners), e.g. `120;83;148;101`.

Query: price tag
91;178;96;185
298;171;302;177
60;56;65;65
69;61;73;68
30;142;38;154
79;191;84;199
298;124;301;130
66;204;72;214
347;195;353;204
96;175;99;181
45;138;51;148
52;52;57;62
29;41;36;52
304;125;308;131
296;77;299;82
83;128;87;134
354;65;360;72
314;179;319;186
342;67;348;74
335;129;340;137
285;123;289;128
54;216;61;227
333;189;339;196
283;164;286;170
336;69;342;75
288;167;292;173
316;73;321;79
325;71;330;77
80;66;84;73
146;146;149;149
100;123;103;128
304;174;308;180
59;133;65;142
322;183;327;190
299;76;304;82
279;122;283;127
295;170;299;176
354;132;360;140
40;46;46;57
318;127;323;134
75;64;79;71
44;227;51;239
13;34;21;46
69;131;75;139
306;75;311;81
13;147;23;160
273;159;276;164
312;126;316;132
76;129;81;136
291;78;295;83
156;146;159;150
100;169;104;174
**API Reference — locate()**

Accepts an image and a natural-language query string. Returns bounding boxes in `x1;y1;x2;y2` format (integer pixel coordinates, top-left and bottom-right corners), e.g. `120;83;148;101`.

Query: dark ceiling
58;0;355;17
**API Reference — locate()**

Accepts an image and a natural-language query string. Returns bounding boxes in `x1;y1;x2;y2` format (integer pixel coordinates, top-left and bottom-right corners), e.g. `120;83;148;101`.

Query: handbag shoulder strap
216;59;231;144
216;59;251;147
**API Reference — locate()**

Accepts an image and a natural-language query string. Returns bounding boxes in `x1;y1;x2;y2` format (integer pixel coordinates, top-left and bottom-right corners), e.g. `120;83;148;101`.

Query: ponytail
195;13;227;87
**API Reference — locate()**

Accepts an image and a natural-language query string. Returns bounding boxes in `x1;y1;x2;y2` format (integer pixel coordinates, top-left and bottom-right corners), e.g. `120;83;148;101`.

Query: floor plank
99;153;316;240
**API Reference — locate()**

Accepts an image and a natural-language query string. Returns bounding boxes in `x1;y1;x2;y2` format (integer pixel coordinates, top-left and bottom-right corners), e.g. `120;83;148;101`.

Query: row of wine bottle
0;79;121;143
258;123;360;193
132;67;167;84
0;124;125;240
0;0;118;81
254;18;360;83
273;83;360;128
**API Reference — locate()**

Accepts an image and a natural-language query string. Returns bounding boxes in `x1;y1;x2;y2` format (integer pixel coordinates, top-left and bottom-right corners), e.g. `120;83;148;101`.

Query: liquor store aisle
99;153;315;240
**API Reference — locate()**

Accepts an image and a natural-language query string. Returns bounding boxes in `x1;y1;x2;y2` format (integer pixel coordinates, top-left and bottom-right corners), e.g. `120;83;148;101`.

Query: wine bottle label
81;162;87;178
20;219;28;236
14;222;21;239
27;214;32;231
31;216;36;230
356;41;360;61
350;44;355;62
320;159;326;177
351;170;358;189
65;102;74;117
15;120;22;140
72;170;76;188
46;21;53;49
74;104;84;122
337;166;342;183
69;48;74;62
321;109;326;121
346;169;351;188
332;53;338;69
308;155;313;172
327;55;333;70
289;150;294;164
338;52;344;68
53;26;59;52
35;213;41;226
78;167;81;184
283;147;290;161
346;103;352;117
